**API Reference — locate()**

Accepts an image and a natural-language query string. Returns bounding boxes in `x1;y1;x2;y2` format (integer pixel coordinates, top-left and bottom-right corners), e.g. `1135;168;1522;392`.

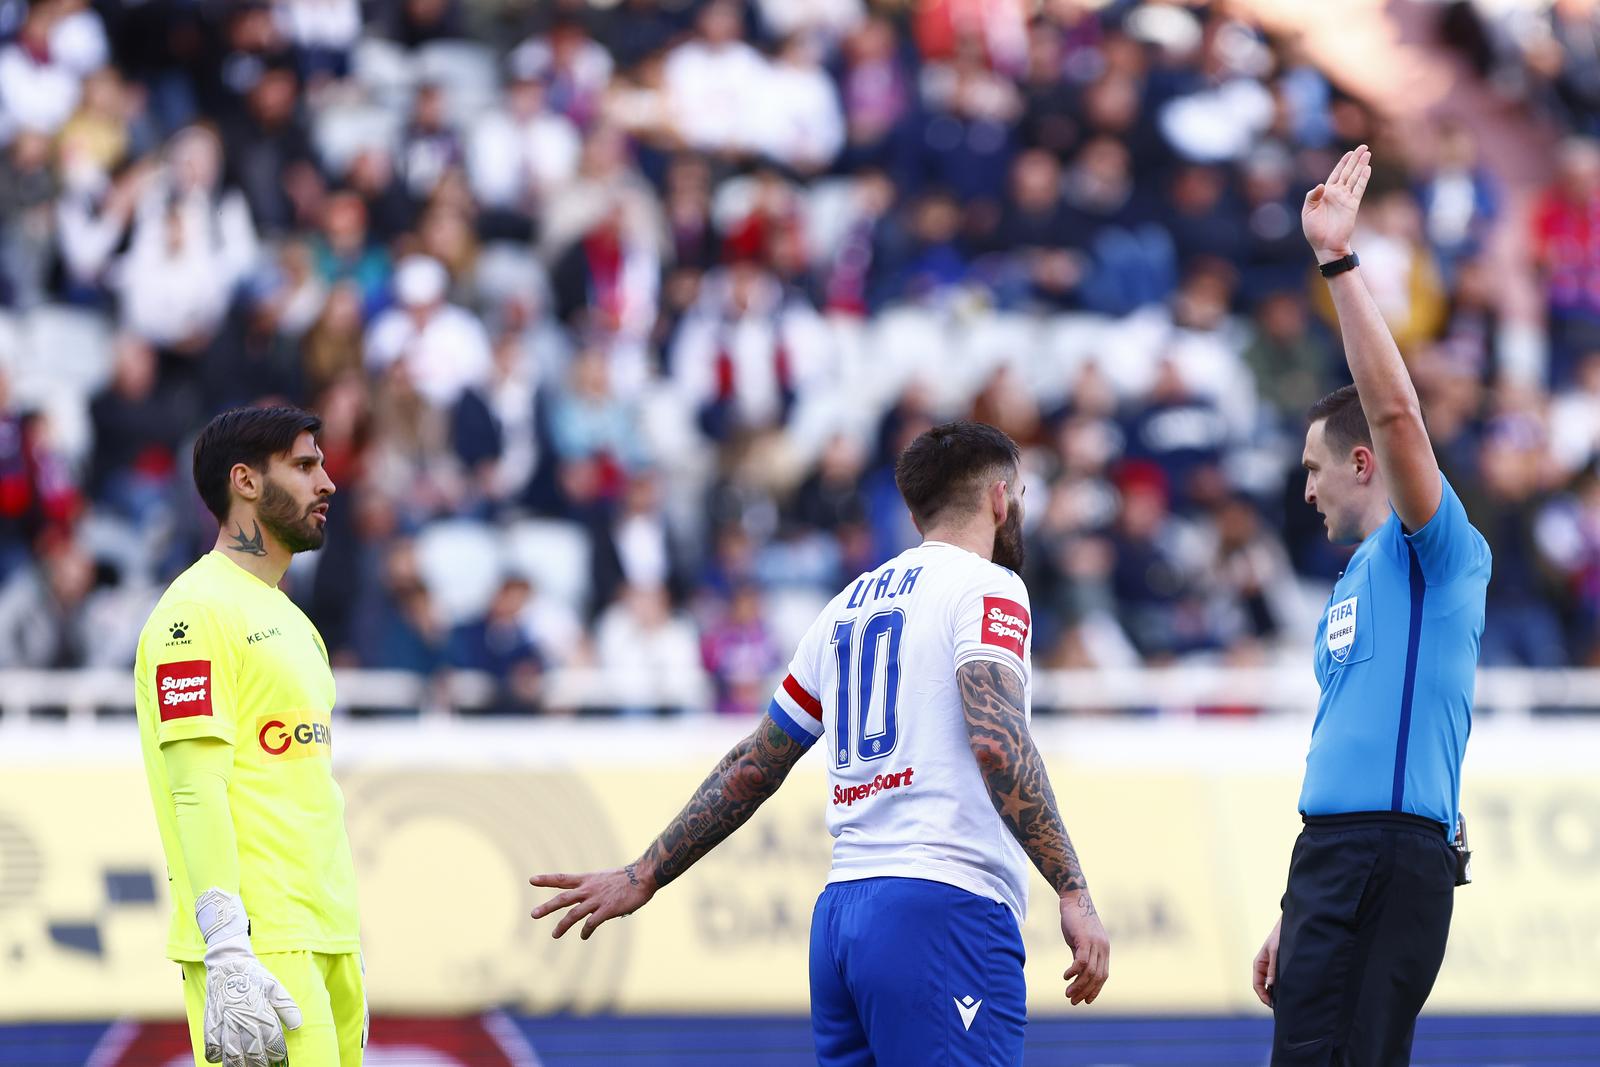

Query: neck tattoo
227;521;268;557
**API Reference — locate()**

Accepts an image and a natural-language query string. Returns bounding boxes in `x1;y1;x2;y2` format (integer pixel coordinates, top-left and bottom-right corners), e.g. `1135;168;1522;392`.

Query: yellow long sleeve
161;737;241;897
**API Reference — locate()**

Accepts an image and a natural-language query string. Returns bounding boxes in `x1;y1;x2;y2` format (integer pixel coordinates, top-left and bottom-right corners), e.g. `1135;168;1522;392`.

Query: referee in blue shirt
1250;146;1493;1065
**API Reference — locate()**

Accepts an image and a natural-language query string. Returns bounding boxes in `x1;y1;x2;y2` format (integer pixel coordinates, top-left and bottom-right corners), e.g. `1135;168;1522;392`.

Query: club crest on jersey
156;660;212;720
1327;595;1358;664
981;597;1030;657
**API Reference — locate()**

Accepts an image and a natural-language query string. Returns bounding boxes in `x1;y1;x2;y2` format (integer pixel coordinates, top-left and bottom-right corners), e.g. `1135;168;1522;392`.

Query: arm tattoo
226;522;267;557
636;715;808;889
958;660;1088;896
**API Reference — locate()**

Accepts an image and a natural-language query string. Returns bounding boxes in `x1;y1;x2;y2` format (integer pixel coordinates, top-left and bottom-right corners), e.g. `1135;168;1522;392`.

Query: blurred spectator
1462;403;1568;668
446;575;546;714
988;149;1086;309
700;582;781;716
0;531;95;667
220;60;320;234
1533;136;1600;385
672;258;830;442
380;0;467;49
663;0;765;156
0;0;83;141
509;15;614;128
303;283;366;395
114;127;260;356
1550;352;1600;476
356;538;447;673
837;15;917;178
0;378;80;569
0;130;55;307
1535;464;1600;666
1209;493;1299;648
400;83;464;202
450;332;542;511
469;64;581;218
1240;291;1333;420
278;0;361;84
595;582;700;715
365;254;492;409
548;347;647;510
88;336;195;527
1317;188;1446;355
754;34;844;172
592;470;683;612
310;191;391;316
1415;119;1499;286
1108;461;1214;661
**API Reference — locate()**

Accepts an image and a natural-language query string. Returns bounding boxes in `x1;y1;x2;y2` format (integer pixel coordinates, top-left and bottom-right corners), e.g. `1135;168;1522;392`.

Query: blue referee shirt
1299;472;1492;831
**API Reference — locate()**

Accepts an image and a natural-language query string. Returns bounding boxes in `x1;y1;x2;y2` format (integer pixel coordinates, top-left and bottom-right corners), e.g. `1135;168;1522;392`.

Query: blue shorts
809;876;1027;1067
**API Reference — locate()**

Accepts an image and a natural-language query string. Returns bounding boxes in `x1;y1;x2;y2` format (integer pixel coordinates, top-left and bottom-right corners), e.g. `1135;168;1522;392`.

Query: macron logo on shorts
981;597;1030;658
157;660;213;720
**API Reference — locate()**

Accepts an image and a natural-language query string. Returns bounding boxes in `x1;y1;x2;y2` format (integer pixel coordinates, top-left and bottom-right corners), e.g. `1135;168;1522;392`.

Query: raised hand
1302;144;1372;263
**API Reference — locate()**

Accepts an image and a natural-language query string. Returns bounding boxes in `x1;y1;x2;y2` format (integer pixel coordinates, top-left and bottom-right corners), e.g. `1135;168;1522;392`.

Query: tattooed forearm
958;660;1088;896
226;522;267;556
635;715;808;889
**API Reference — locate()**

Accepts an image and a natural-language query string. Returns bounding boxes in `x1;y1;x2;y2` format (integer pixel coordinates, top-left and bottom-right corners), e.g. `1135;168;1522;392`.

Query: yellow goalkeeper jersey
135;550;361;961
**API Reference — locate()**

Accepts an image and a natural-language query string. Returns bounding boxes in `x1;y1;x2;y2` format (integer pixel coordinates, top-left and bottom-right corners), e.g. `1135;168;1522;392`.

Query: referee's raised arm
1301;145;1442;532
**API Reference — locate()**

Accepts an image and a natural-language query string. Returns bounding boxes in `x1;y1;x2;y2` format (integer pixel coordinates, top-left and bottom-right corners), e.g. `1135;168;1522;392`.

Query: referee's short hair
894;420;1021;529
193;406;323;522
1307;384;1373;458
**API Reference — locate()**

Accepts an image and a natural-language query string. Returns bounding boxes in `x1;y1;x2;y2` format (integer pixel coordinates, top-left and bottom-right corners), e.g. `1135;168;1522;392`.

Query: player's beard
992;503;1025;573
258;476;326;553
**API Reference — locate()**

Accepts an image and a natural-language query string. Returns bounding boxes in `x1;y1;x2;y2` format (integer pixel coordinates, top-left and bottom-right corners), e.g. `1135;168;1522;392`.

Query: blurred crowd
1;0;1599;715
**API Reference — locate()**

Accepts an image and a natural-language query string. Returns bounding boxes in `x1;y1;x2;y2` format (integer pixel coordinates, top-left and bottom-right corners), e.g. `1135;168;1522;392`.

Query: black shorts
1272;812;1457;1067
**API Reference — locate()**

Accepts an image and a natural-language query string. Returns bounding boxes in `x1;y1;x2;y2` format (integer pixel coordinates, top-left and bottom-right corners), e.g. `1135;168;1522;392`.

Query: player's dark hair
894;420;1021;529
192;406;322;522
1307;384;1373;457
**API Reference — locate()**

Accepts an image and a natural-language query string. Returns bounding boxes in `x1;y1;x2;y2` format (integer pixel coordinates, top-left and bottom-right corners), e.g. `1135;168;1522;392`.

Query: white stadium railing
0;667;1597;725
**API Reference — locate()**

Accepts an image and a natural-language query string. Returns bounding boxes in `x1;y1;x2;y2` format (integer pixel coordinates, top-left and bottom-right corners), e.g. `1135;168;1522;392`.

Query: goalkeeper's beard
258;476;326;553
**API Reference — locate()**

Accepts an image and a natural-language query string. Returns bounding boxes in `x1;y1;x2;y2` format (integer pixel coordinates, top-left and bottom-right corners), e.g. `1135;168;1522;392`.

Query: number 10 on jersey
830;609;905;769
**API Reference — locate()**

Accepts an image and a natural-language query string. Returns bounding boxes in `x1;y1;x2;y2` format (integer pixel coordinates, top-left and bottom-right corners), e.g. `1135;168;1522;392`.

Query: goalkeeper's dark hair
894;420;1020;529
193;406;322;522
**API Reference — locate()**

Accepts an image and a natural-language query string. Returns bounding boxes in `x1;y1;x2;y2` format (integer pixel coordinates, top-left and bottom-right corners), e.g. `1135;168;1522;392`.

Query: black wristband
1318;252;1359;278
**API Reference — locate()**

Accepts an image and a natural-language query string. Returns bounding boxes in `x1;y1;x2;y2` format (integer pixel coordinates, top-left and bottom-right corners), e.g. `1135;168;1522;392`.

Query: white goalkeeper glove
195;889;303;1067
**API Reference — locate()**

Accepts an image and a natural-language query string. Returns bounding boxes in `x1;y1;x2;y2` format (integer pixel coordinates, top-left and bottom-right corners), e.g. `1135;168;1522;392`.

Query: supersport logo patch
156;660;212;721
833;767;915;807
980;597;1030;657
256;713;333;760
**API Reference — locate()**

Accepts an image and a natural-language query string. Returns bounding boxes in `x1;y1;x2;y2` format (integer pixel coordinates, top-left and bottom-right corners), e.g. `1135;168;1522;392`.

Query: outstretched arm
958;659;1109;1004
1303;144;1441;532
530;714;809;939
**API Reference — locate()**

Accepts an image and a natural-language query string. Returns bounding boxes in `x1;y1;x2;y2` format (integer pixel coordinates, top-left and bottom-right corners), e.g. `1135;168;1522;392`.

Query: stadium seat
866;308;945;406
312;102;403;176
502;518;592;612
957;313;1041;400
414;519;504;626
19;304;112;396
763;585;830;657
351;37;415;110
414;41;500;126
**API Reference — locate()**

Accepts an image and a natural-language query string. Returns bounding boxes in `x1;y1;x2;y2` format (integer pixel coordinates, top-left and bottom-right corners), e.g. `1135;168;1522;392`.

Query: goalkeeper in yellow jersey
135;406;365;1067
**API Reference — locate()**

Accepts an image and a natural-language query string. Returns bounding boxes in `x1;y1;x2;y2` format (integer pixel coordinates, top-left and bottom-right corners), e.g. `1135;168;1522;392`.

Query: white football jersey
767;540;1034;919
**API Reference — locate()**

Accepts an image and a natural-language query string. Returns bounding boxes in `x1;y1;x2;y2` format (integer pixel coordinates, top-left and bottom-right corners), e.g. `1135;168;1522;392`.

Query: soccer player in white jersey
531;420;1110;1064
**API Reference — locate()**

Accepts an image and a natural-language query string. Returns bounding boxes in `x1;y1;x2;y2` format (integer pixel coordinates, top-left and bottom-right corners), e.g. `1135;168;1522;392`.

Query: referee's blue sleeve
1404;473;1490;585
